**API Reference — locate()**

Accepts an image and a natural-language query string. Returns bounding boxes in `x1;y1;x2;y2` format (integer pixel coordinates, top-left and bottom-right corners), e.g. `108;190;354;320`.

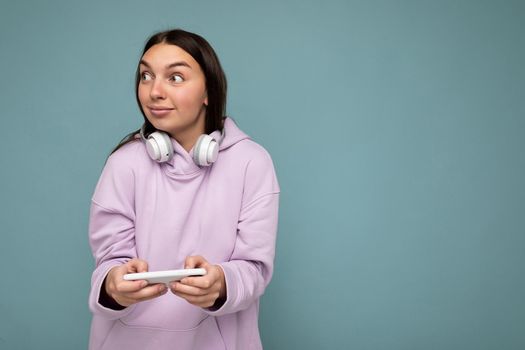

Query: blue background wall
1;1;524;349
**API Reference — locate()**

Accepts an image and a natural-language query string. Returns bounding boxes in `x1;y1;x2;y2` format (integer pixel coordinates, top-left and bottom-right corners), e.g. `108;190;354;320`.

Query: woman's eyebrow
167;61;192;69
139;60;151;68
139;60;192;70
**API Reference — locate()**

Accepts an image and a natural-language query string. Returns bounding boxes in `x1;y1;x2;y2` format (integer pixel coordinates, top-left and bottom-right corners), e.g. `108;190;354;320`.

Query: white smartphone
123;268;207;285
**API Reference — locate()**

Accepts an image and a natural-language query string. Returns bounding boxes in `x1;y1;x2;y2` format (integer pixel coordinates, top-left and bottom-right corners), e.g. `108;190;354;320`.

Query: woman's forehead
141;43;201;71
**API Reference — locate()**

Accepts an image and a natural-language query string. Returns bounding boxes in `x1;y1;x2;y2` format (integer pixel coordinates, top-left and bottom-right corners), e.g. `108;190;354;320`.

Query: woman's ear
204;96;208;106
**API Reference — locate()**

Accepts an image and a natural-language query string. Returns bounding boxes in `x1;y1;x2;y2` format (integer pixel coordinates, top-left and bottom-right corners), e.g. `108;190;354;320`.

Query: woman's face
138;43;208;142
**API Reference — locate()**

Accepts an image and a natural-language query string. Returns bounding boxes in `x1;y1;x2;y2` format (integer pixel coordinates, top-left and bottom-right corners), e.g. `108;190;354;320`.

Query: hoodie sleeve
88;147;138;319
206;145;280;316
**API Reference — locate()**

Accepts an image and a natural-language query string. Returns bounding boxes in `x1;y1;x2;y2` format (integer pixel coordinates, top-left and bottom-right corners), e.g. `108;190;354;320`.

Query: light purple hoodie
88;117;280;349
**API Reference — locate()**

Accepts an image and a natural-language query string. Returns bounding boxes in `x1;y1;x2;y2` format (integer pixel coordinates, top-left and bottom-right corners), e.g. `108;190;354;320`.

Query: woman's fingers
184;255;207;269
170;281;208;295
170;264;226;308
127;258;149;273
171;290;219;308
105;259;170;307
108;257;224;308
180;276;213;289
115;279;147;293
126;283;168;301
114;283;168;307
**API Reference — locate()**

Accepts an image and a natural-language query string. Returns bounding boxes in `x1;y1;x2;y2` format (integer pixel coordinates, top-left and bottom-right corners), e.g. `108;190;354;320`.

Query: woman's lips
148;107;174;117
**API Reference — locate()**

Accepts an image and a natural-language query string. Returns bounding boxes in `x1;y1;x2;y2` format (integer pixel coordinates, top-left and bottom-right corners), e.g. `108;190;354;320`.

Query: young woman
88;28;280;350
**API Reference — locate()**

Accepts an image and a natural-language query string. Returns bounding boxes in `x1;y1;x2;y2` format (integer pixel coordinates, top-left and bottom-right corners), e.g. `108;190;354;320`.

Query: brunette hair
111;28;227;154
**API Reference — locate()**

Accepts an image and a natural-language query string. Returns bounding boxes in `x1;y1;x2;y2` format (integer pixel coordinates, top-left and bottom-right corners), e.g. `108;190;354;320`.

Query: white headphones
140;125;223;166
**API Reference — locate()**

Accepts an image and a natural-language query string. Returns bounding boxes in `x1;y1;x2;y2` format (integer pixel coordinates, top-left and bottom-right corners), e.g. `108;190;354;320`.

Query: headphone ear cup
193;134;219;166
146;131;173;162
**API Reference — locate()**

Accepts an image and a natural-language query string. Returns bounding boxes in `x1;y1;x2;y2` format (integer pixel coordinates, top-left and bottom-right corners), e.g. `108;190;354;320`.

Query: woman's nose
150;80;166;100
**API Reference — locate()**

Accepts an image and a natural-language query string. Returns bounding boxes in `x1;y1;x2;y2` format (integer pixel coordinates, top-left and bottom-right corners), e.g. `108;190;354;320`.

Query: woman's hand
170;255;226;309
105;258;168;307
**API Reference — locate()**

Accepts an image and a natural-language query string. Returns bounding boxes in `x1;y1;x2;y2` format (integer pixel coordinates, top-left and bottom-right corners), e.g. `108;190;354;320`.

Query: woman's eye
170;75;184;83
141;72;152;81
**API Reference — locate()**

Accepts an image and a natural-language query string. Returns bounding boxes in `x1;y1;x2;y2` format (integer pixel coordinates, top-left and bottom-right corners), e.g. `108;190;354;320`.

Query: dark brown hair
111;28;227;154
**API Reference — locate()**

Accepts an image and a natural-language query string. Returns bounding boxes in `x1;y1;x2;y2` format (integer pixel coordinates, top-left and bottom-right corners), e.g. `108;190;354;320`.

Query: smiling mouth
148;107;174;117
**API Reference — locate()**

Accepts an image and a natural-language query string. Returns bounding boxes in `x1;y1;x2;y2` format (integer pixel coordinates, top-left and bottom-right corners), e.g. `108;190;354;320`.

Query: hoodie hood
217;117;250;151
164;117;250;176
